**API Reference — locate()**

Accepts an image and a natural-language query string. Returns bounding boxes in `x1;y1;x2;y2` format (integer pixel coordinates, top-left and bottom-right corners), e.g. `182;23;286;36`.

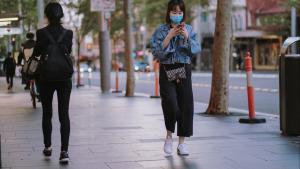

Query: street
79;71;280;115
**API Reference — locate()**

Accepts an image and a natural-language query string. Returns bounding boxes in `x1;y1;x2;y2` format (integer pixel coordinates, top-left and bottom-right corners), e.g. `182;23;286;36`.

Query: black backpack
41;28;73;81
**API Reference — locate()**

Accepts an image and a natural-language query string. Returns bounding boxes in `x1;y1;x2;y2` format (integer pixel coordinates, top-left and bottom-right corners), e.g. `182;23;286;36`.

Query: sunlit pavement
0;77;299;169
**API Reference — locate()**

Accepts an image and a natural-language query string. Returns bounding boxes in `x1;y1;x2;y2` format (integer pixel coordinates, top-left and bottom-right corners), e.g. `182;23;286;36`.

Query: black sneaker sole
59;158;69;163
42;153;52;159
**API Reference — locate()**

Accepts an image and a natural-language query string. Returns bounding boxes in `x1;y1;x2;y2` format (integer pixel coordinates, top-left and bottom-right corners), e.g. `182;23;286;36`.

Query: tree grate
196;112;259;117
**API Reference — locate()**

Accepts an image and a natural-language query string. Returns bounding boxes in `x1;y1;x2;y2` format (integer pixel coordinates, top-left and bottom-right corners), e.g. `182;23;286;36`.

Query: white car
80;64;92;72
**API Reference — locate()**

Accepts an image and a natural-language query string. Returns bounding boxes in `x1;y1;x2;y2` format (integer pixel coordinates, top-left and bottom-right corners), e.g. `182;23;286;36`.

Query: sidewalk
0;77;299;169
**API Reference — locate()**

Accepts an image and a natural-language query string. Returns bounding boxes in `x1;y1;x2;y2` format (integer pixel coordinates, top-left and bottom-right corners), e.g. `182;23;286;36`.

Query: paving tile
105;162;143;169
226;159;299;169
9;163;110;169
1;78;299;168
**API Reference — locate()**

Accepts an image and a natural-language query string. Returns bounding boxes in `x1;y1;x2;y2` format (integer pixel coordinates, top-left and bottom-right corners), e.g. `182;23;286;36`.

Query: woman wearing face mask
150;0;201;155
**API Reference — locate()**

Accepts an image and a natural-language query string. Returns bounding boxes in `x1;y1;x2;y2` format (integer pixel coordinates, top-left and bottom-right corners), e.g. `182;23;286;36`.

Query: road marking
114;80;279;93
192;73;279;78
93;85;278;117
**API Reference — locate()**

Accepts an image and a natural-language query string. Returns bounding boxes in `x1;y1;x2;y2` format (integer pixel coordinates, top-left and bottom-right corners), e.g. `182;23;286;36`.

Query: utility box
279;37;300;135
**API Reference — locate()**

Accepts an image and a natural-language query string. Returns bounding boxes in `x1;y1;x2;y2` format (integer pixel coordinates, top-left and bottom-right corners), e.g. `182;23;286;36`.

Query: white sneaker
163;136;173;154
177;143;189;155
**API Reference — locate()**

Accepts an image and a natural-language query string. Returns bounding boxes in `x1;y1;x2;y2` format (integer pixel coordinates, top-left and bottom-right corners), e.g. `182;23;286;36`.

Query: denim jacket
150;23;201;64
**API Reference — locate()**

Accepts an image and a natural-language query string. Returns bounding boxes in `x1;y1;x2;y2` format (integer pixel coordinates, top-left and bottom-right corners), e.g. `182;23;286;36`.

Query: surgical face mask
170;14;183;24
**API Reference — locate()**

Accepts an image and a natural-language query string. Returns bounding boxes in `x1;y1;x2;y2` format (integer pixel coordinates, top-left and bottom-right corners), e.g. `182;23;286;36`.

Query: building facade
192;0;297;71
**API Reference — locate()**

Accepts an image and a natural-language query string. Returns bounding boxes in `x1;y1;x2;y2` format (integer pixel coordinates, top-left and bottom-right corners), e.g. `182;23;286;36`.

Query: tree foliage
132;0;210;28
65;0;124;42
0;0;58;52
280;0;300;10
258;0;299;35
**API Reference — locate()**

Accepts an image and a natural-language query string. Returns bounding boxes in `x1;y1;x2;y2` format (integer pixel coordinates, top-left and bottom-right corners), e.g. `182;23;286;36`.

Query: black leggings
40;79;72;151
159;63;194;137
6;74;14;87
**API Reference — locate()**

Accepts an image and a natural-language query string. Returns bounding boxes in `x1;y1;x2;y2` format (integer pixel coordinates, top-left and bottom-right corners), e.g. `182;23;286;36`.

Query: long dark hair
44;2;64;24
165;0;186;24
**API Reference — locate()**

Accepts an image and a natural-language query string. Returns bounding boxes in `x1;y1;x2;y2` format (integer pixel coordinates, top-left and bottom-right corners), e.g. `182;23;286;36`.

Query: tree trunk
206;0;233;115
124;0;135;97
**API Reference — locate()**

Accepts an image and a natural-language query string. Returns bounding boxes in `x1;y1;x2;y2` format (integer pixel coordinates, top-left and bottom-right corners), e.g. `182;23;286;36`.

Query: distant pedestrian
31;2;73;163
18;32;36;91
150;0;201;155
236;55;242;70
3;52;16;91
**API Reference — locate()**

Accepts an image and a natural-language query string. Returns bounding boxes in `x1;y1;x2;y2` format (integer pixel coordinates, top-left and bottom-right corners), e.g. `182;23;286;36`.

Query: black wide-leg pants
159;63;194;137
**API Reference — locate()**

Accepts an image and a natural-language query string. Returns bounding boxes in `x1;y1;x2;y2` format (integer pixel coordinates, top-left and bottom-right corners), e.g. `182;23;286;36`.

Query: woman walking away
150;0;201;155
31;2;73;163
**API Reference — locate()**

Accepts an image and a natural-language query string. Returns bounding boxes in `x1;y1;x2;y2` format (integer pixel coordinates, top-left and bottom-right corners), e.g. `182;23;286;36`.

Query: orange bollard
142;69;145;73
138;70;140;77
112;61;122;93
77;64;84;88
150;61;160;98
146;67;150;73
239;52;266;123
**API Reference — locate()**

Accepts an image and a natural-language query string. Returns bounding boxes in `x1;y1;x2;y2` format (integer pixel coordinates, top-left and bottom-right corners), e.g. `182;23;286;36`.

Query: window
201;12;208;22
258;44;279;66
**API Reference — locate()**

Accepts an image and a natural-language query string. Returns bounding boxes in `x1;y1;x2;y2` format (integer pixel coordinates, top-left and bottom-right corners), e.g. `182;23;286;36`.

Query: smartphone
177;22;185;29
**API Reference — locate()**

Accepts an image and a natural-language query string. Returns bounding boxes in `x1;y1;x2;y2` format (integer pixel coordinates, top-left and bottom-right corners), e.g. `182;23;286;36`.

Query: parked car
80;64;92;72
133;61;150;72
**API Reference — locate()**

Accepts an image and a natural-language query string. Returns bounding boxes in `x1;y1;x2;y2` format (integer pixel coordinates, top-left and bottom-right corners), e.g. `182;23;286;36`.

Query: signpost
91;0;115;93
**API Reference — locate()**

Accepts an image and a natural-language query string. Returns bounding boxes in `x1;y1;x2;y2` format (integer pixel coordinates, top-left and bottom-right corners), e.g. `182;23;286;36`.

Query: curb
81;85;278;117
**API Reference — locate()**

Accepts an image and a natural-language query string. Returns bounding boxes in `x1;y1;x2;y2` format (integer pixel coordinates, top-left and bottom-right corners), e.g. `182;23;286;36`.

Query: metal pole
197;5;202;71
37;0;44;29
291;7;297;54
142;18;146;60
98;11;111;93
230;16;234;71
8;35;11;52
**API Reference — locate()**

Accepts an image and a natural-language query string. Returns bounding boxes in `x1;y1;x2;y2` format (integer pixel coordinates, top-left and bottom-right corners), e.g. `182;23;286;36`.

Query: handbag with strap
163;63;186;83
22;56;41;77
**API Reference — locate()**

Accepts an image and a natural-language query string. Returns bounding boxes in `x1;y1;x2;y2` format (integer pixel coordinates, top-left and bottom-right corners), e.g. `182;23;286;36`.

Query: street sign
0;28;23;35
105;12;111;19
91;0;115;11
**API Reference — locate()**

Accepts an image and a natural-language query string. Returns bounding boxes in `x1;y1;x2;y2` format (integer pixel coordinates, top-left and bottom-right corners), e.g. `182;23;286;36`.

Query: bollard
137;70;140;77
146;67;150;73
76;64;84;88
112;60;122;93
239;52;266;123
142;69;145;73
150;61;161;98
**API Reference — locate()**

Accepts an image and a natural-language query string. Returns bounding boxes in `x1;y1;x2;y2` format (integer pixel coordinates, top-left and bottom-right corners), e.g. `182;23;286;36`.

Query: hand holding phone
177;22;185;30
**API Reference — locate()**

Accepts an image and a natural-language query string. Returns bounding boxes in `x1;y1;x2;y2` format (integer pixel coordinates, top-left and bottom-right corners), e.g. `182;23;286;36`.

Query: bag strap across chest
42;28;67;43
163;63;185;72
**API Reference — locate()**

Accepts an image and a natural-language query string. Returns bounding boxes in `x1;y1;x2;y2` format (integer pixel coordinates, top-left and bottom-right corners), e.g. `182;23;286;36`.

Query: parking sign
91;0;115;11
